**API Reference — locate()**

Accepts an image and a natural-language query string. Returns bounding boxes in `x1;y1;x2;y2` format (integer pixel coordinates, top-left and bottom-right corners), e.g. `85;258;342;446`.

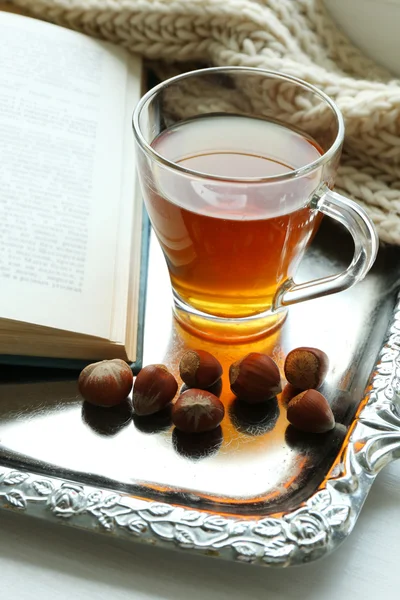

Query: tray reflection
0;219;398;515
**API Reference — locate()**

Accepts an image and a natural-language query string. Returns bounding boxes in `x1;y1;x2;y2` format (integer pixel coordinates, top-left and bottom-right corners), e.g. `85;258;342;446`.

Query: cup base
172;293;287;343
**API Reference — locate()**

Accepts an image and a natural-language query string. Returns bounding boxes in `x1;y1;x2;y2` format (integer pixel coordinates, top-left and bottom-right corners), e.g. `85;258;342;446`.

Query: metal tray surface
0;219;399;567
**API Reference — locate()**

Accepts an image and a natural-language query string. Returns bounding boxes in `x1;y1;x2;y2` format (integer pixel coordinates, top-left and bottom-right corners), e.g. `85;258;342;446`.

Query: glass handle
273;188;379;310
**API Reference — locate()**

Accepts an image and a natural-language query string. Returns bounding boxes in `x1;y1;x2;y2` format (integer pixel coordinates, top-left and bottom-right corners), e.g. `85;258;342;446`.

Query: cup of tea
133;67;378;341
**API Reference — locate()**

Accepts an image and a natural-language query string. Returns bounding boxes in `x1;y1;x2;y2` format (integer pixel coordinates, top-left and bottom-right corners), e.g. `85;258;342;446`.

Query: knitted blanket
7;0;400;245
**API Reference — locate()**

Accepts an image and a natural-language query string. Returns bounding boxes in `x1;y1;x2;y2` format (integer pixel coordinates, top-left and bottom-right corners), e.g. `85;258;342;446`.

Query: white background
0;461;399;600
324;0;400;77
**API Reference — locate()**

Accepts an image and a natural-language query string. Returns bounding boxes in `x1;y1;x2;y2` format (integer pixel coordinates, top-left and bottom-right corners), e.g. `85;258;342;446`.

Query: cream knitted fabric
8;0;400;244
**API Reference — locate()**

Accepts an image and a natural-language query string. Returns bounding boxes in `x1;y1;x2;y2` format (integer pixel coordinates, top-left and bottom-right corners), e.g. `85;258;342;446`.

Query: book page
110;56;143;354
0;12;140;339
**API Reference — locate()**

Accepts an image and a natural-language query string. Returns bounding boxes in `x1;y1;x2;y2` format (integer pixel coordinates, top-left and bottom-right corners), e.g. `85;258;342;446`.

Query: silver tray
0;219;399;567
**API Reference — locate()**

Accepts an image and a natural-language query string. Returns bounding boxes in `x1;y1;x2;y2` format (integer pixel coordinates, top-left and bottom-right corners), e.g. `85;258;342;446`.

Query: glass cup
133;67;378;341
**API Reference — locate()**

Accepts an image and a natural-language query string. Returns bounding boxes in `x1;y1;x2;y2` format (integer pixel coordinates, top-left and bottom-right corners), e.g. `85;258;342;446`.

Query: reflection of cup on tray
133;67;378;341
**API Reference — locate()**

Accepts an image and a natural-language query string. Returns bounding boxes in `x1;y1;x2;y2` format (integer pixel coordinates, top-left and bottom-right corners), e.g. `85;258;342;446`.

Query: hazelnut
78;359;133;407
179;350;222;389
133;364;178;416
229;353;281;404
284;347;329;390
281;383;302;408
287;389;335;433
172;389;225;433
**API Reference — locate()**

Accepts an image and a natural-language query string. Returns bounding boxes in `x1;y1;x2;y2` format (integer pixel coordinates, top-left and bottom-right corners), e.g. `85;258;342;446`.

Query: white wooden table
0;461;399;600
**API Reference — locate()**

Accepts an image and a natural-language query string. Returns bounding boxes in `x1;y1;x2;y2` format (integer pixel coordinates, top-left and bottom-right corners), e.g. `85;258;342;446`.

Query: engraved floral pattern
0;472;350;565
286;509;328;550
0;296;399;566
49;484;87;518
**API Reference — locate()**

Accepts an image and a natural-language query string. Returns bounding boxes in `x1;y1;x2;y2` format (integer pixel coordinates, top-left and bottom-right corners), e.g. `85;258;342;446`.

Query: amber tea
144;114;323;319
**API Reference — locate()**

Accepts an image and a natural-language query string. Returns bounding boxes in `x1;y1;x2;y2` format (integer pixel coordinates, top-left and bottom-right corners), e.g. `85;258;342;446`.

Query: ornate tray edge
1;294;399;567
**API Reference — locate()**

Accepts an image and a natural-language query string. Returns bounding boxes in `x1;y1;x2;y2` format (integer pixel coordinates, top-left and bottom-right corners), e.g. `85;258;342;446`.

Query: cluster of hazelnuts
78;346;334;435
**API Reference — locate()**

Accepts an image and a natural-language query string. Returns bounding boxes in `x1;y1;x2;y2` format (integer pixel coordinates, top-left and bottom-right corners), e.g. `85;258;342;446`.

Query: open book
0;11;148;368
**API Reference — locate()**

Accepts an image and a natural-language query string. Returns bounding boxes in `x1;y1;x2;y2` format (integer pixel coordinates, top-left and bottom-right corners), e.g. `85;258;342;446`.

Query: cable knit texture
7;0;400;244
